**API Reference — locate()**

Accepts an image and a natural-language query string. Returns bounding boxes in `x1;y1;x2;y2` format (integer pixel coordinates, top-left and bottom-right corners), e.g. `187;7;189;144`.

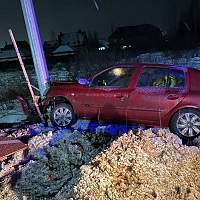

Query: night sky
0;0;191;46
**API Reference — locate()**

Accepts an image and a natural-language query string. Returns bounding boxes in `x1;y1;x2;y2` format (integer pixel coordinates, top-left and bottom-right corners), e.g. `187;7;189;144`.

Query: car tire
50;103;76;127
170;108;200;139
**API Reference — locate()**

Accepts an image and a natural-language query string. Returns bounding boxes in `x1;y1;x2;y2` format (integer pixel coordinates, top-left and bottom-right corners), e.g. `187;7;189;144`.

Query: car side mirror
78;78;90;85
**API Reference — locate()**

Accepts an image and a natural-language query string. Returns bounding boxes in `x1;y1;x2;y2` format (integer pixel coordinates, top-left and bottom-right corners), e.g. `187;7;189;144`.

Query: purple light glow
20;0;49;96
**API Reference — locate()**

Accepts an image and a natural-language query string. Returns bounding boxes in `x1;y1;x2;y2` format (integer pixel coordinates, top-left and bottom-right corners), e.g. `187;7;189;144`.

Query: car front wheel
50;103;76;127
170;108;200;139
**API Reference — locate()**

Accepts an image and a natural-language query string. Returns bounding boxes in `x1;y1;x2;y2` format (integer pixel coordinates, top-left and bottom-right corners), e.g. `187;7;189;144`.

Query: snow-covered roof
61;32;86;46
53;45;75;56
0;49;30;62
0;50;17;59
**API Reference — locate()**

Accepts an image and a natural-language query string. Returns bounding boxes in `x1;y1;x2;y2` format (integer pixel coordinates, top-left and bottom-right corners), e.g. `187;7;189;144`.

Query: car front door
127;66;187;126
78;66;136;121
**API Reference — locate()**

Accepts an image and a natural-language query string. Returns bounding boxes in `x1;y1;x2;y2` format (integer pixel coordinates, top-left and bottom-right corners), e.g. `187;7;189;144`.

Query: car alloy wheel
176;112;200;137
50;103;75;127
54;107;72;126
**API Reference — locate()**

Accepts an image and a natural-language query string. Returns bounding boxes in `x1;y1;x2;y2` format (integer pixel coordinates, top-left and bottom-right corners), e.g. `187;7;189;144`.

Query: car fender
164;104;200;127
41;95;77;113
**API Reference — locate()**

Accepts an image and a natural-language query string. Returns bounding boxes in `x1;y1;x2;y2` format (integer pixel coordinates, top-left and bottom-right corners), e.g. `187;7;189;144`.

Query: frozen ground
0;101;27;125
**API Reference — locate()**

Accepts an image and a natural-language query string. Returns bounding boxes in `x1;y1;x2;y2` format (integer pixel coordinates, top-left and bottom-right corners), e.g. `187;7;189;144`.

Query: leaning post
20;0;49;97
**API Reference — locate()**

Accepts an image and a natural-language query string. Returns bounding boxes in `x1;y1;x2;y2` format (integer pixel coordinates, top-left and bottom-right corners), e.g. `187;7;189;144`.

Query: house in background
43;40;59;56
52;44;76;62
108;24;164;51
98;40;109;51
44;31;87;63
58;30;88;51
0;41;31;67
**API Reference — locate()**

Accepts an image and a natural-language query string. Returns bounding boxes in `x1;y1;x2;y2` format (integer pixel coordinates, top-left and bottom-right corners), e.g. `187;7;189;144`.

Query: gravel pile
1;128;200;200
71;129;200;200
0;184;19;200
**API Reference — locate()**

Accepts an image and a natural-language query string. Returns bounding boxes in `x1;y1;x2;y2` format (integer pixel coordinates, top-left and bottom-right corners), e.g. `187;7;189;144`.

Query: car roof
111;63;200;72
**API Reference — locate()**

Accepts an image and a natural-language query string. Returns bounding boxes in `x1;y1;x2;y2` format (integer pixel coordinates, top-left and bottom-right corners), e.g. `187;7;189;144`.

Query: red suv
42;64;200;139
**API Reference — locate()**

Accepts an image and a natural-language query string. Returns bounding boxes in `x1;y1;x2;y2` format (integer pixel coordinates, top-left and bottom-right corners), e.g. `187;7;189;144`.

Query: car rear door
158;68;188;124
127;66;187;126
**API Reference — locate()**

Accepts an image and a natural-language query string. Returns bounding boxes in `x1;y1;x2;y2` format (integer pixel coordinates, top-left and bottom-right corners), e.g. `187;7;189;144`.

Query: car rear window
137;67;185;88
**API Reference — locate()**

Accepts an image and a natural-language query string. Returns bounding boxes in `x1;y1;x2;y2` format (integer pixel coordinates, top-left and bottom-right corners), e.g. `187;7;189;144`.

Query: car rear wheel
50;103;76;127
170;108;200;139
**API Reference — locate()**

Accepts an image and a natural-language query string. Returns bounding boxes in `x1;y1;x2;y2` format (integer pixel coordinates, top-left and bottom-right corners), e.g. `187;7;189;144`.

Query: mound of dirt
61;129;200;200
1;129;200;200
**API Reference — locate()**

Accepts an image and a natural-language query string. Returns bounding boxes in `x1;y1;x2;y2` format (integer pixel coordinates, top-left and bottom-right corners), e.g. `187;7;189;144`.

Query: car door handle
167;94;179;100
114;94;124;98
114;94;127;102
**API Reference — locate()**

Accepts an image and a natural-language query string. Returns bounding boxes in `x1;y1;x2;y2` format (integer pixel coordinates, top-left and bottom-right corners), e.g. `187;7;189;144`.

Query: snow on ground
0;101;27;124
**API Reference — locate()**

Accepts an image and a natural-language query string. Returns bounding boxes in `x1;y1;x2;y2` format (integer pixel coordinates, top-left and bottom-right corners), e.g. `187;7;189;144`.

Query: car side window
168;69;185;88
137;67;185;88
91;67;135;88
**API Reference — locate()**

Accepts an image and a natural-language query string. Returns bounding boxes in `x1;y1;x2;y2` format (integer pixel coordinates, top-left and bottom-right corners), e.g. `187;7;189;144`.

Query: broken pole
20;0;49;97
9;29;44;123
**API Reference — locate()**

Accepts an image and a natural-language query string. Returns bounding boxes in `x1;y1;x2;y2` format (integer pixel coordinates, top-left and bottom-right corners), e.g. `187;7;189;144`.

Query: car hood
46;80;86;97
51;80;78;86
